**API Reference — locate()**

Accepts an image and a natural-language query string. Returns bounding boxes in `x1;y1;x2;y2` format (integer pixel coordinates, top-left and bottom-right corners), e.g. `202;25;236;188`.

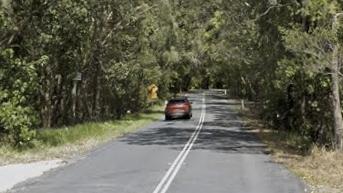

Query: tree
331;13;343;150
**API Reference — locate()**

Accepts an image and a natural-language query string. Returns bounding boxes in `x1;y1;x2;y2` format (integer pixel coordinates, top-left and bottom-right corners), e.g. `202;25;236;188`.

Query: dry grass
0;138;102;166
292;147;343;193
242;110;343;193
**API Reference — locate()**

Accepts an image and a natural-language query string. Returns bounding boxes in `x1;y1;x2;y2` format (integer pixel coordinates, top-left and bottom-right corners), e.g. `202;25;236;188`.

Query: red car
165;97;192;120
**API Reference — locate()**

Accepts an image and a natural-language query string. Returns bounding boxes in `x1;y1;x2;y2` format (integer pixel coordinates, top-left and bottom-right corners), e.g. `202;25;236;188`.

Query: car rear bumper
165;111;192;118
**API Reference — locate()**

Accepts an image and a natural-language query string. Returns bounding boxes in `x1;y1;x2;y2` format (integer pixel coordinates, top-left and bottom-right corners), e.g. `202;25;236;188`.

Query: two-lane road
12;90;305;193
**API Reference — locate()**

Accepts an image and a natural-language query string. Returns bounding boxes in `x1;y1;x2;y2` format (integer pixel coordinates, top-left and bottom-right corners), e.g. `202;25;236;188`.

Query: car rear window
168;99;187;104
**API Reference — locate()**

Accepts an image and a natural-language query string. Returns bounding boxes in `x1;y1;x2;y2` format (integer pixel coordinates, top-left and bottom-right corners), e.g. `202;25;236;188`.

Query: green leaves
301;0;338;22
0;49;38;147
0;102;37;148
1;0;342;149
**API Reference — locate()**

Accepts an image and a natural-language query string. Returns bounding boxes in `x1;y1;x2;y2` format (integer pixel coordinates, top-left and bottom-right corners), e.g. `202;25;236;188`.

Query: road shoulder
0;105;164;193
0;160;63;193
241;106;343;193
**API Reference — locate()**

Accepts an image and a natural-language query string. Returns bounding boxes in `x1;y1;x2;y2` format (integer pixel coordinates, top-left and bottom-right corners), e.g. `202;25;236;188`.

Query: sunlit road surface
11;90;305;193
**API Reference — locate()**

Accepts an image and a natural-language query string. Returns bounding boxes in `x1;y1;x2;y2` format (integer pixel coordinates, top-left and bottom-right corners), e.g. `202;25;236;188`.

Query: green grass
0;104;164;166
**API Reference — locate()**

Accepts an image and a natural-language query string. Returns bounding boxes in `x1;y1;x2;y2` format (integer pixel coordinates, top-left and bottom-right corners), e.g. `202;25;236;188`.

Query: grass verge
0;104;163;166
242;109;343;193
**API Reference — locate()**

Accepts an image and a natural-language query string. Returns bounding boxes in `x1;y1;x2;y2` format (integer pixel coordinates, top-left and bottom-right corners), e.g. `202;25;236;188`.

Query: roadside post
241;99;245;111
72;72;82;120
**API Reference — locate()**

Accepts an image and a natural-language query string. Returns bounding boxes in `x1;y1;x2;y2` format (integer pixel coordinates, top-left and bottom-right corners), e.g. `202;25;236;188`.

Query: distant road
12;90;305;193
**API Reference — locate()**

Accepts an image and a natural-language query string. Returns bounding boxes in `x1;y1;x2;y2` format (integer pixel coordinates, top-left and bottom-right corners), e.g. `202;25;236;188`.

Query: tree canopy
1;0;343;150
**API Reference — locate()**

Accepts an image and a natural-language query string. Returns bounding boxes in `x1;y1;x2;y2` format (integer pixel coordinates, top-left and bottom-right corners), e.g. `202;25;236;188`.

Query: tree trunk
72;80;77;120
331;45;343;150
42;79;52;128
93;63;101;120
41;63;53;128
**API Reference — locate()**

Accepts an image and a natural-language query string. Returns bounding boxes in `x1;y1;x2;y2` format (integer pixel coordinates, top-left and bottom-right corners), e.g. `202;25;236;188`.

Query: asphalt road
11;90;305;193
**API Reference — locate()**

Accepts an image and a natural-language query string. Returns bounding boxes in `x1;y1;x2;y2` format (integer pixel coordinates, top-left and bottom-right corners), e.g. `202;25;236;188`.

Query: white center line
152;96;206;193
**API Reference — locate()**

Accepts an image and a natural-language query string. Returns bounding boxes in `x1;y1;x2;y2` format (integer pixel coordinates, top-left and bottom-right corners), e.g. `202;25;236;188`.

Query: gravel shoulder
0;160;63;193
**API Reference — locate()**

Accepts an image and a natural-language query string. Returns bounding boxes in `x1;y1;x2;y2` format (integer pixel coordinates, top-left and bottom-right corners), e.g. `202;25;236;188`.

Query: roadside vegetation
243;107;343;193
1;0;343;188
0;104;163;166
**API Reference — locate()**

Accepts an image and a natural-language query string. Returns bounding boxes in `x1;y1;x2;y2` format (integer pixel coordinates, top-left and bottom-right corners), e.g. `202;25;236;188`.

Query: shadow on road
120;125;267;154
120;93;267;155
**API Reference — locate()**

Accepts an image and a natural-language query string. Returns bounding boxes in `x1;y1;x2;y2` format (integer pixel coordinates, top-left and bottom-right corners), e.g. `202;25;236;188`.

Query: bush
0;102;37;148
0;48;39;148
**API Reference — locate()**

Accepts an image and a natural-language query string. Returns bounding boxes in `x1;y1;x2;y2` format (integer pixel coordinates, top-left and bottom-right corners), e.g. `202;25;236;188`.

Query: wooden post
72;72;82;121
241;99;245;111
72;80;77;119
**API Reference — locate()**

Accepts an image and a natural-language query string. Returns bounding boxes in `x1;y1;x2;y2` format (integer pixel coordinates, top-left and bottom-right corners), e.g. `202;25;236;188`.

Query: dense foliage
1;0;343;150
205;0;343;149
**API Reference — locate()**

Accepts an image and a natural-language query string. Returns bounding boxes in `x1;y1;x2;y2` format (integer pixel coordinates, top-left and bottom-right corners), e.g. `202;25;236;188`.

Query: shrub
0;99;37;148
